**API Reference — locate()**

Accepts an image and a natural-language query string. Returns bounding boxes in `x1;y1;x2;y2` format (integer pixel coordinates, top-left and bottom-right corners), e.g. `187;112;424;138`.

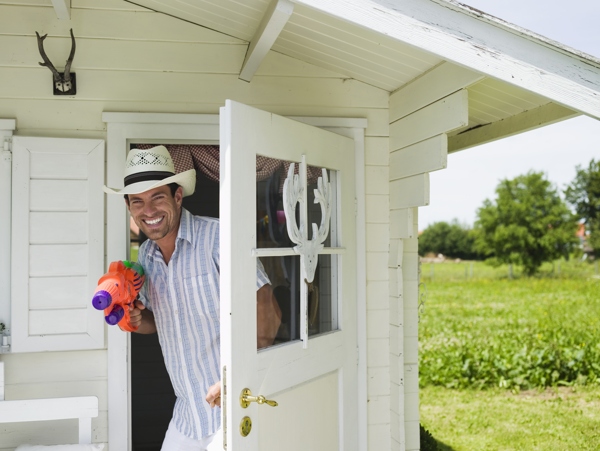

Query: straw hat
103;145;196;197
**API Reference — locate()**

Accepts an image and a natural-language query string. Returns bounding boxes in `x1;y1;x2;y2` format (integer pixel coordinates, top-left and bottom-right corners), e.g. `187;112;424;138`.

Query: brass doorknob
240;388;278;408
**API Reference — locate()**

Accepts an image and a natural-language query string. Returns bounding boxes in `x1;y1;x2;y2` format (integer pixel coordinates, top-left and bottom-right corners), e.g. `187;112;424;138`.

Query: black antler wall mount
36;28;76;95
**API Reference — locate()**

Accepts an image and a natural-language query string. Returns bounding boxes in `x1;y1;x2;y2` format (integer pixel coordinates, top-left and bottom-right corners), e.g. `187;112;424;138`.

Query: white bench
0;362;99;445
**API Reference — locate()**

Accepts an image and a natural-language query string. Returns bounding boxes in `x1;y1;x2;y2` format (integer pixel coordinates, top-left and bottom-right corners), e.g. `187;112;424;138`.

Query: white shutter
11;137;105;352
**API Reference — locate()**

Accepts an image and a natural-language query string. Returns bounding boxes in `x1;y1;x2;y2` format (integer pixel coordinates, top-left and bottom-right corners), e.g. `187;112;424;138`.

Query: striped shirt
138;208;270;439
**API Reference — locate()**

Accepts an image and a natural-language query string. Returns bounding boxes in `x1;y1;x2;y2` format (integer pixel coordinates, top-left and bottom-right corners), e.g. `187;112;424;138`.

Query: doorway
130;144;220;451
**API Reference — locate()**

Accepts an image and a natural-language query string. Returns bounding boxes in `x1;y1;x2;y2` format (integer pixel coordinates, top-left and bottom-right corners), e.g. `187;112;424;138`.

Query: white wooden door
220;100;358;450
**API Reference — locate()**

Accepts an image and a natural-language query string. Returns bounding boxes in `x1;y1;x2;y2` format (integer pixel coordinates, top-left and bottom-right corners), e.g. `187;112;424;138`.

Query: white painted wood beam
239;0;294;82
293;0;600;119
390;89;468;151
390;134;447;181
390;173;430;209
390;62;484;123
390;209;414;239
448;102;579;153
51;0;71;20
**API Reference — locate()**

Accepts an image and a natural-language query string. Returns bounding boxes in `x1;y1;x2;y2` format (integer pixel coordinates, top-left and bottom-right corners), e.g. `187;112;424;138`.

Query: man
104;145;281;451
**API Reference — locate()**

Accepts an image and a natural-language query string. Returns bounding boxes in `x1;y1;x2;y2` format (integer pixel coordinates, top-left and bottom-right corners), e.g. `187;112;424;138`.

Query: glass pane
259;256;301;345
308;254;338;337
258;253;339;347
256;163;335;249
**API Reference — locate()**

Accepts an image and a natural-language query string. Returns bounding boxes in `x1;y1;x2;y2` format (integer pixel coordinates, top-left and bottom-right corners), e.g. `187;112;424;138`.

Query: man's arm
205;284;282;409
257;284;282;349
124;299;157;334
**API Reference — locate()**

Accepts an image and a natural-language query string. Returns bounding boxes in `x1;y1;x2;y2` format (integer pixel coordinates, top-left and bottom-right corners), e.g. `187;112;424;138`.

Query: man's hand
120;299;157;334
206;381;221;408
125;299;145;330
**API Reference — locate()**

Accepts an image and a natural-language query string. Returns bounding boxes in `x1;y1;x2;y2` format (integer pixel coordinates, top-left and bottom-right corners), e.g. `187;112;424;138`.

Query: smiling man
104;145;281;451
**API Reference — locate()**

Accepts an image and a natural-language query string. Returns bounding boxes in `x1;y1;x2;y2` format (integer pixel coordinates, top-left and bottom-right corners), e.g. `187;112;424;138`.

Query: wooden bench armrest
0;396;99;444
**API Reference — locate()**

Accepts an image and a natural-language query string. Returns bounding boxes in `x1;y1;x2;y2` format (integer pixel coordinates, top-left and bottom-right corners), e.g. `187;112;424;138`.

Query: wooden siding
0;1;390;450
388;76;470;450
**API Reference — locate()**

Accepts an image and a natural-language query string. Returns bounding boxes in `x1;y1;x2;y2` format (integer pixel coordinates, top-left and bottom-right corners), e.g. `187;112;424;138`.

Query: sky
418;0;600;229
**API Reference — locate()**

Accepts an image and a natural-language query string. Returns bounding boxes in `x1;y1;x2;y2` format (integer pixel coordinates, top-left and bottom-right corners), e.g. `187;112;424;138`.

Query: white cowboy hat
103;145;196;197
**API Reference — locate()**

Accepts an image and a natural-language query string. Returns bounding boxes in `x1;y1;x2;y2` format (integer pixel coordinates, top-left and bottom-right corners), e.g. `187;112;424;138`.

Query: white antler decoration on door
282;156;331;283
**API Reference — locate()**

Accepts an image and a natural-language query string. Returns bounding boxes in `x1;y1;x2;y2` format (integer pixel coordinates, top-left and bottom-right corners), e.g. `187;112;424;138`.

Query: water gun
91;260;145;332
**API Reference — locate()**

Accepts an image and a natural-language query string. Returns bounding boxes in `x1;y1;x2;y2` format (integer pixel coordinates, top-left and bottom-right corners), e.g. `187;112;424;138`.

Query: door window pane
259;256;301;344
255;157;340;349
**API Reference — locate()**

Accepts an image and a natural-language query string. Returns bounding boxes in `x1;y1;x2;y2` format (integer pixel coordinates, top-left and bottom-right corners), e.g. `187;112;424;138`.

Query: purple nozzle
92;290;112;310
105;305;125;326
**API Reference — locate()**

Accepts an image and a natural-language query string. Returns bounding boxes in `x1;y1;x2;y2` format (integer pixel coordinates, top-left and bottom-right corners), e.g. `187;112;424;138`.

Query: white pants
161;420;223;451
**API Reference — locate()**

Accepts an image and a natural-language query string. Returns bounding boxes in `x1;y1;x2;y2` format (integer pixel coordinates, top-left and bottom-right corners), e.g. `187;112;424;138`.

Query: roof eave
291;0;600;120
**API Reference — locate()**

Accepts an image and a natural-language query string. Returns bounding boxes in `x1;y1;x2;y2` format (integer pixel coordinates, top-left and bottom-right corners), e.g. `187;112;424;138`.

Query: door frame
102;111;368;451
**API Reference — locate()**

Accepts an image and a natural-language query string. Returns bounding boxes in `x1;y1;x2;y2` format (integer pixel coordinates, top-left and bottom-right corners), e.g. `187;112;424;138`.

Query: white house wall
388;78;470;449
0;1;393;450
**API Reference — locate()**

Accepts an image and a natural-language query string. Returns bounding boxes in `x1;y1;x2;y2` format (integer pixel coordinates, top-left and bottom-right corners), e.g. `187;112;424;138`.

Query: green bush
419;220;481;260
419;265;600;390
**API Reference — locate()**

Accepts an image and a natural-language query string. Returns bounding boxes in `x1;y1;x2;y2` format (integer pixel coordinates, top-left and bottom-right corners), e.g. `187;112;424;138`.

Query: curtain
134;144;324;189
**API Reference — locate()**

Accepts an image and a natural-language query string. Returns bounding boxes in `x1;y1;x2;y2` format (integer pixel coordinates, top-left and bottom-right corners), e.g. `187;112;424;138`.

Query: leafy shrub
419;220;481;260
419;271;600;390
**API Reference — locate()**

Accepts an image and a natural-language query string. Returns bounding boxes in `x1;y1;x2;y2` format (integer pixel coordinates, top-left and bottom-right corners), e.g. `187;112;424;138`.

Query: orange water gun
91;260;145;332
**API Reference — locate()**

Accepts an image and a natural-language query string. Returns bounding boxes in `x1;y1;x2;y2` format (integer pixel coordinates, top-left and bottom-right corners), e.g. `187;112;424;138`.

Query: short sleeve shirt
137;208;270;439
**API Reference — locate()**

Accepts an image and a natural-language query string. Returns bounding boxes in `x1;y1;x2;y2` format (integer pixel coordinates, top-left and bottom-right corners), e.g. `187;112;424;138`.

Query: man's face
127;185;183;244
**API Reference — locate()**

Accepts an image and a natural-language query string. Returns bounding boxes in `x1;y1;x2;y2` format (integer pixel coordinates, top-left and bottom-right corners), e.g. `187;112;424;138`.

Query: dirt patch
511;386;578;400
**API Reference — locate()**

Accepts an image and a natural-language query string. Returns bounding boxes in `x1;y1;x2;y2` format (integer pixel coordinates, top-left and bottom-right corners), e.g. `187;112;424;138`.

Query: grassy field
419;259;600;450
421;385;600;450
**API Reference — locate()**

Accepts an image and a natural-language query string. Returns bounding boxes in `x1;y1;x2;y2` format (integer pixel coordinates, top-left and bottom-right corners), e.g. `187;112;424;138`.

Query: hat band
124;171;174;187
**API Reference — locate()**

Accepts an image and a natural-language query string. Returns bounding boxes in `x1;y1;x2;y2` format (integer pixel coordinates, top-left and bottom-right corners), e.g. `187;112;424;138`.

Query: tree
418;220;481;260
564;159;600;254
473;171;578;276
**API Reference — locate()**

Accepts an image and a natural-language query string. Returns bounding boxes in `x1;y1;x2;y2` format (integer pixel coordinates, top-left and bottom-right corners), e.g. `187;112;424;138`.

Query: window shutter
11;137;105;352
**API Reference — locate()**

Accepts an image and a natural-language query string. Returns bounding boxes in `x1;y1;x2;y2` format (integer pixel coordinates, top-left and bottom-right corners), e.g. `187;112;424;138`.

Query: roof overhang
294;0;600;120
123;0;600;149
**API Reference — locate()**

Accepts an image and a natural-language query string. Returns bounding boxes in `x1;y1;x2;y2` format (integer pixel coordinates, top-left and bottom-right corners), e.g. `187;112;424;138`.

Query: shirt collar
177;208;194;246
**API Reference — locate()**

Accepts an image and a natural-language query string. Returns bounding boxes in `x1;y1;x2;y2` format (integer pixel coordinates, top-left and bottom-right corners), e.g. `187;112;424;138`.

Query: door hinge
2;137;11;153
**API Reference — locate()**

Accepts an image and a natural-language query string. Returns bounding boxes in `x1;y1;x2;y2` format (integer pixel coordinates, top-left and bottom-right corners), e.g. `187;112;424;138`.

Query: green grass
421;385;600;450
419;259;600;449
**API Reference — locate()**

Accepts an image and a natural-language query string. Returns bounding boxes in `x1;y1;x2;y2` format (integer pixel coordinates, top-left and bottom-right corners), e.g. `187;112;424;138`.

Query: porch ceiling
118;0;586;150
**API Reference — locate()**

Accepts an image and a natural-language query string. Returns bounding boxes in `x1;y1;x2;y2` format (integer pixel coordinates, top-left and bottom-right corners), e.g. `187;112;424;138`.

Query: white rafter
50;0;71;20
239;0;294;82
